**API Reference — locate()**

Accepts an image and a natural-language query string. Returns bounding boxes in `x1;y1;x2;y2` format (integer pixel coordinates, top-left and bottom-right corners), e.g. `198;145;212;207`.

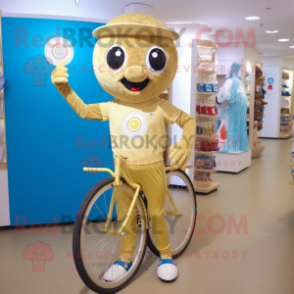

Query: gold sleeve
176;111;196;149
55;83;103;120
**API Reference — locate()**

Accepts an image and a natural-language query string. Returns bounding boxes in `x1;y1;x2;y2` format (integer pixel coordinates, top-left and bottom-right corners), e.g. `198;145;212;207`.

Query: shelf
198;69;216;74
279;133;291;138
281;114;290;116
196;134;217;139
196;114;218;119
197;92;218;96
193;180;220;193
195;150;217;155
194;168;218;173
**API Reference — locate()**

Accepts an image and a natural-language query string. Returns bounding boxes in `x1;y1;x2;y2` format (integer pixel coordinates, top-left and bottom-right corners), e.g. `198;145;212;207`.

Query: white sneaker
103;260;132;282
157;259;178;283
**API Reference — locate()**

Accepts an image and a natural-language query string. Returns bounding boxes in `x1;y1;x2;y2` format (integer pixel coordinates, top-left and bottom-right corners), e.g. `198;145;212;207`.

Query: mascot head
92;13;179;103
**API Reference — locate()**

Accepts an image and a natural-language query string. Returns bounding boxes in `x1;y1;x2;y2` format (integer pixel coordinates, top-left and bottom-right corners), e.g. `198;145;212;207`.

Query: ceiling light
266;30;278;34
290;46;294;48
245;16;260;21
278;38;290;42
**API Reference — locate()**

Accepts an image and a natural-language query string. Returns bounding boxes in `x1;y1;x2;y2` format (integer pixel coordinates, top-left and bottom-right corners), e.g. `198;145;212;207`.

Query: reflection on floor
1;138;294;294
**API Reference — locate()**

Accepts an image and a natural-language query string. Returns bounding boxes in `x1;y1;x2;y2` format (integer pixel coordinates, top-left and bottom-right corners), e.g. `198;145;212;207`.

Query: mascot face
92;14;178;104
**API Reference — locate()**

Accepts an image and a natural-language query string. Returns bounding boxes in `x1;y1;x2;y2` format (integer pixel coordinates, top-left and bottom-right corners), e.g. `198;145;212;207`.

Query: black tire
73;177;148;294
147;169;197;260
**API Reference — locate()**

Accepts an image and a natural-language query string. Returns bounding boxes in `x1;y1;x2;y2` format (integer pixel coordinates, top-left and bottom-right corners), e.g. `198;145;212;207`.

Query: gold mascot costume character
51;13;195;283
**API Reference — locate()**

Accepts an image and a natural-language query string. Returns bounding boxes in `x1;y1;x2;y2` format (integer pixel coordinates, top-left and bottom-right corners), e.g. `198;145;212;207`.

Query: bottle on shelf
195;154;216;170
212;79;218;93
200;100;205;114
197;76;204;92
195;138;219;152
203;78;212;92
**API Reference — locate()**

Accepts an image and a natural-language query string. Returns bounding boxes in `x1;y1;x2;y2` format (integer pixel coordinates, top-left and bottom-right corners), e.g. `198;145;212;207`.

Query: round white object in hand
45;37;74;66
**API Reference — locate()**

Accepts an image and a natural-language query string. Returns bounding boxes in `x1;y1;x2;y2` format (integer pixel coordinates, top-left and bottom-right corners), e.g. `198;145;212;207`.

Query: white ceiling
1;0;294;57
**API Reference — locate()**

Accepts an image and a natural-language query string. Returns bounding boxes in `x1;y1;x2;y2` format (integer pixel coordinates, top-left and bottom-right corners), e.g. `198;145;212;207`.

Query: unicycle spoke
94;202;106;220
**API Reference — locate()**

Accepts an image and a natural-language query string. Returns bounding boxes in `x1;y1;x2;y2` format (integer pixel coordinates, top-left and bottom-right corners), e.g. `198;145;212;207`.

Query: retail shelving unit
242;59;255;148
194;40;220;193
279;68;293;138
245;60;265;158
260;67;293;139
0;11;7;170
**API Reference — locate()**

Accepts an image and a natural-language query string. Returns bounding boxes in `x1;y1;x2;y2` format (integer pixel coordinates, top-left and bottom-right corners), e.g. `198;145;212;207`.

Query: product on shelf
282;71;290;80
196;100;218;115
195;155;216;170
280;125;290;132
196;119;216;135
281;99;290;106
282;91;291;97
194;172;211;182
245;71;251;86
195;139;219;152
254;66;268;131
281;116;290;123
282;80;289;88
197;46;216;71
281;108;290;114
197;77;218;93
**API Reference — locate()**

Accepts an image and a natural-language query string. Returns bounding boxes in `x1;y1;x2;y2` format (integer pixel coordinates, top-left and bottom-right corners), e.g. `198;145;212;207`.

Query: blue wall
2;17;114;225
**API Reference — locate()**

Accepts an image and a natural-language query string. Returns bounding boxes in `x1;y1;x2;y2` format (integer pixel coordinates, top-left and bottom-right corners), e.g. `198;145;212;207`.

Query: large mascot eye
146;46;167;74
106;45;127;71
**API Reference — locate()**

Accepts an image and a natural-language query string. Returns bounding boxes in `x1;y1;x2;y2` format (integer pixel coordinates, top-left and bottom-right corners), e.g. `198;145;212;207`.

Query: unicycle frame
83;158;180;235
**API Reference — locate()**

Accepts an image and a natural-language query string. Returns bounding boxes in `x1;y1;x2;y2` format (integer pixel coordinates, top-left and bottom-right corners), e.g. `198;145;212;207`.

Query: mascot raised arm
51;13;195;283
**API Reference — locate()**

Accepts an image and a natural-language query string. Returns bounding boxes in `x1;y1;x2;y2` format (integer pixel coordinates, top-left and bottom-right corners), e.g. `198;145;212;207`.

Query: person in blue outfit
216;62;249;152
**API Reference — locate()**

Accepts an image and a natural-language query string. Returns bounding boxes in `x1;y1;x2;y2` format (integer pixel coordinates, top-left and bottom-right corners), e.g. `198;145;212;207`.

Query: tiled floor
1;138;294;294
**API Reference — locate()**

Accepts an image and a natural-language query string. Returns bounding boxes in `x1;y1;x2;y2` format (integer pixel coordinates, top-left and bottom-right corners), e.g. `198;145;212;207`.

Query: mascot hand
169;140;191;170
51;61;69;86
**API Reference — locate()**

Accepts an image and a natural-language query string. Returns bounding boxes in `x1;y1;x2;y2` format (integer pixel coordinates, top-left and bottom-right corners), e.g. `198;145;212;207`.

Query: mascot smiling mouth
121;77;150;92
